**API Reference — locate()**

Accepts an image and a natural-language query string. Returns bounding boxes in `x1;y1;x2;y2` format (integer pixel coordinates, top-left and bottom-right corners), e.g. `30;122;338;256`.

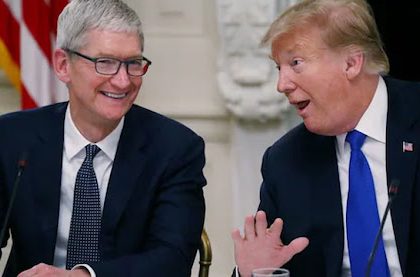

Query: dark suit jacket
258;77;420;276
0;103;206;276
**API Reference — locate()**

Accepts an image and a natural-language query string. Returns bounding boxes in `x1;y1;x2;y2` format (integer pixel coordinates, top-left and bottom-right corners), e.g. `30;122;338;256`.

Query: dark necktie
346;130;390;277
66;144;101;269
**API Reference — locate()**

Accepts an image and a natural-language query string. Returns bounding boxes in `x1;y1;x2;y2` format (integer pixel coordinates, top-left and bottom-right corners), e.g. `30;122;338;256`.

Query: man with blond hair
233;0;420;276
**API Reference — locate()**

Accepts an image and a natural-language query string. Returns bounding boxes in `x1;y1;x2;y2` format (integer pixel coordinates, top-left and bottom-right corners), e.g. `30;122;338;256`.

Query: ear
53;48;71;83
344;49;364;80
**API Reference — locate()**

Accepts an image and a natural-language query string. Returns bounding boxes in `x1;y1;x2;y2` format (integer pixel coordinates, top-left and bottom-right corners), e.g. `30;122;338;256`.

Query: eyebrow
95;53;143;60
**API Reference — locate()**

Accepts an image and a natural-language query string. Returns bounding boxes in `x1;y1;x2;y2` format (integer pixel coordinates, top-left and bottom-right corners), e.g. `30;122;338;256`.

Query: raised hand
232;211;309;277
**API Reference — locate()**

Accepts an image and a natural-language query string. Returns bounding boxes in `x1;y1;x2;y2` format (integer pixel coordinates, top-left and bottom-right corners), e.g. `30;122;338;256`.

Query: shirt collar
64;105;124;161
336;76;388;152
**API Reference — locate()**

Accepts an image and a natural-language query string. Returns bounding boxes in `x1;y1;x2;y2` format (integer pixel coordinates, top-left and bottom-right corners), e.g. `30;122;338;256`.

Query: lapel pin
403;141;414;152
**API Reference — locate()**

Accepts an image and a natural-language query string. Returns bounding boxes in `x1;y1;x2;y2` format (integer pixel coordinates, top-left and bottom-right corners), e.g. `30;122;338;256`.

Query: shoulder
125;105;203;144
383;76;420;120
0;102;66;136
268;123;327;155
263;123;335;166
0;102;66;127
384;76;420;91
384;76;420;102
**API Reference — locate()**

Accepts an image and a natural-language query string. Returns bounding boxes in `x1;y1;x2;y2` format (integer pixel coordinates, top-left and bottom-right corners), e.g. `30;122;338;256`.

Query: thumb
287;237;309;255
277;237;309;266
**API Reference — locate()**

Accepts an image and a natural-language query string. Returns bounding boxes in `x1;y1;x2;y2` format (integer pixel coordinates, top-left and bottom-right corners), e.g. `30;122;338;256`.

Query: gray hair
56;0;144;51
262;0;389;75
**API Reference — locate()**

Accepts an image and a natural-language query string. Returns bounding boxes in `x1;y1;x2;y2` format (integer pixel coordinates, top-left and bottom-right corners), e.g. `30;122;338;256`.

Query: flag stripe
22;0;53;64
21;83;37;109
0;0;69;109
21;24;56;106
2;0;22;23
50;0;68;36
0;0;20;64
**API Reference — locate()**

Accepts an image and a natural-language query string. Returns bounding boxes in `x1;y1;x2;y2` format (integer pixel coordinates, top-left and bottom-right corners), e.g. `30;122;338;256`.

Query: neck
347;73;380;130
77;123;117;143
69;108;119;143
331;74;380;135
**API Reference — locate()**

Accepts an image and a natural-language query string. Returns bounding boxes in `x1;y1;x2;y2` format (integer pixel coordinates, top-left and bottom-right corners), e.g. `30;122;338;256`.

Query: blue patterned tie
66;144;101;269
346;130;390;277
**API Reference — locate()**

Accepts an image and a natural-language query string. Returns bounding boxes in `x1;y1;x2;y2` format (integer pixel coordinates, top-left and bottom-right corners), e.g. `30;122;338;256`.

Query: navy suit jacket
258;77;420;276
0;103;206;276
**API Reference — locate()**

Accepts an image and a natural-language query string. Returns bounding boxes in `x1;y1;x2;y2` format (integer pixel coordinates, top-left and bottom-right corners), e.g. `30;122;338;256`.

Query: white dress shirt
336;77;402;276
53;105;124;273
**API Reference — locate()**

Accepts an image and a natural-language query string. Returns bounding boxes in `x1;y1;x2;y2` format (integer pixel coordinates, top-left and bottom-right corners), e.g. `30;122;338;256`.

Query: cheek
131;78;143;93
71;70;105;90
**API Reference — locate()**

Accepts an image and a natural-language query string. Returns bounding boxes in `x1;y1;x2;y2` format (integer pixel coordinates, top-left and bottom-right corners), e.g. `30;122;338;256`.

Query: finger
255;211;268;236
231;228;243;243
273;237;309;266
244;214;256;240
287;237;309;256
268;217;284;239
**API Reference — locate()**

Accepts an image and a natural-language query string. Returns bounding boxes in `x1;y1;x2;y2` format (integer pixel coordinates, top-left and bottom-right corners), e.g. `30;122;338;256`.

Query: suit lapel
384;78;420;274
24;104;67;263
100;108;148;255
311;135;344;277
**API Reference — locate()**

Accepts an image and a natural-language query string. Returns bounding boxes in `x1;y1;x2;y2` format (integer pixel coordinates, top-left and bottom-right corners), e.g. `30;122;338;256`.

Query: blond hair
262;0;389;74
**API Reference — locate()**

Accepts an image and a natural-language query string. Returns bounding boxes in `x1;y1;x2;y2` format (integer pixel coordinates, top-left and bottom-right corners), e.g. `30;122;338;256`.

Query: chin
304;121;332;136
101;110;127;123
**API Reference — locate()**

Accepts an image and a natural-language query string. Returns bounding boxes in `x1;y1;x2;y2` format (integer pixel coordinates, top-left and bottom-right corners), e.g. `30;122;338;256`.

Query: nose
110;64;132;88
277;69;296;94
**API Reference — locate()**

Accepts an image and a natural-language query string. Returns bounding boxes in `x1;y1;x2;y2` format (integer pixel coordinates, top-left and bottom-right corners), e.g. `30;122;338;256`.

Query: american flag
403;141;414;152
0;0;68;109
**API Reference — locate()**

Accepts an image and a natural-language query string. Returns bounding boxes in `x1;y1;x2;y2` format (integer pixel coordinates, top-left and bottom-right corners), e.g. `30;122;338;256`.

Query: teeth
103;92;127;99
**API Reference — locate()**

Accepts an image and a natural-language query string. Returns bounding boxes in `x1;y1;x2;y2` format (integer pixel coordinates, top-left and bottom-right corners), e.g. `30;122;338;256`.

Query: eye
127;59;143;66
126;59;140;65
291;59;302;67
97;58;117;66
127;59;143;69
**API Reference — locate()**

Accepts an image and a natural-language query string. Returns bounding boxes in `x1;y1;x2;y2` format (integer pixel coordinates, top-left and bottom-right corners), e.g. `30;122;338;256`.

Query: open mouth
101;91;127;99
296;100;310;110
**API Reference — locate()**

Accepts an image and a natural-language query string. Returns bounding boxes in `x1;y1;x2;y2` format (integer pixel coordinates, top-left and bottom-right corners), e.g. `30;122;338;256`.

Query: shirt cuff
72;264;96;277
235;265;240;276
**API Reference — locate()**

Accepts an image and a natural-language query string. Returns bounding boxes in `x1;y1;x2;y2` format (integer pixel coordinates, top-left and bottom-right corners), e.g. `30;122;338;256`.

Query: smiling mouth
102;91;128;99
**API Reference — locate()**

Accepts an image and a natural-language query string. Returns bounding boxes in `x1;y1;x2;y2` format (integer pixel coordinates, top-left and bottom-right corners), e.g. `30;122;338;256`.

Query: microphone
364;179;400;277
0;153;28;260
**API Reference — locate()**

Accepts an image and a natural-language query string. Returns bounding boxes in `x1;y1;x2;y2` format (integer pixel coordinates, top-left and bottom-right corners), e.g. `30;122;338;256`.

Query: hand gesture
232;211;309;277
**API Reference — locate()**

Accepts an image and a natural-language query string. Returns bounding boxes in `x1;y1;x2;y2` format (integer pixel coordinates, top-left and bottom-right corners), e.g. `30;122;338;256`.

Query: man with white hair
0;1;206;276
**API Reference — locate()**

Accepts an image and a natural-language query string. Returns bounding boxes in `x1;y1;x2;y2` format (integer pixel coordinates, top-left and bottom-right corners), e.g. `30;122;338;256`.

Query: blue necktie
66;144;101;269
346;130;389;277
